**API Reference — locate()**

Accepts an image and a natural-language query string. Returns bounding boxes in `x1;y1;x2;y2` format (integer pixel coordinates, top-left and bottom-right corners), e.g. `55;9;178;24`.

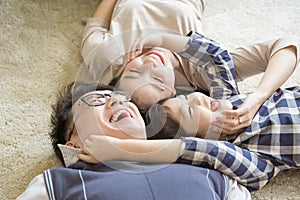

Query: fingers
127;37;145;61
212;116;250;135
124;47;142;65
216;111;239;126
78;135;102;163
212;111;248;135
124;49;139;65
129;49;142;62
77;153;100;164
124;52;131;65
126;34;161;63
221;108;251;126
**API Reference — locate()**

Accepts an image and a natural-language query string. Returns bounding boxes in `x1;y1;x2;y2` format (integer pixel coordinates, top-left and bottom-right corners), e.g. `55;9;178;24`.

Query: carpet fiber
1;0;300;199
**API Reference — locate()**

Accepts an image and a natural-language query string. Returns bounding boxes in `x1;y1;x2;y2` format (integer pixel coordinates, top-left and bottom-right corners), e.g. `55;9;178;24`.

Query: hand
76;151;100;164
212;92;264;135
77;135;122;163
211;110;248;135
126;33;164;63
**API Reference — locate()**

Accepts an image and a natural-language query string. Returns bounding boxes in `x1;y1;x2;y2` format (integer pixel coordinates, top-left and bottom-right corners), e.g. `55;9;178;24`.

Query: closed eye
153;77;163;83
188;106;192;117
151;83;164;92
184;95;192;117
129;69;140;73
124;69;141;79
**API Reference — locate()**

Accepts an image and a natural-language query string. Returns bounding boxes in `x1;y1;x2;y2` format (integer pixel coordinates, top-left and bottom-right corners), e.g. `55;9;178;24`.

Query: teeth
111;109;131;123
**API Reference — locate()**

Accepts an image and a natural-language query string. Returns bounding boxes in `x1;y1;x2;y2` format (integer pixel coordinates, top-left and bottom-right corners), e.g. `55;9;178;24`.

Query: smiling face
162;92;232;138
118;47;176;110
71;90;146;145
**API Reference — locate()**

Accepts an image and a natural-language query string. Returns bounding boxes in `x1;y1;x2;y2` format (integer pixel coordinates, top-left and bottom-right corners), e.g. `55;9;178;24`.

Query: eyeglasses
80;91;131;107
66;91;132;142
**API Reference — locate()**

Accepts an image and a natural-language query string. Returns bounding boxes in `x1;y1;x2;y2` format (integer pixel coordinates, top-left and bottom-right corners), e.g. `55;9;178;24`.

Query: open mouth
147;51;165;65
110;109;133;123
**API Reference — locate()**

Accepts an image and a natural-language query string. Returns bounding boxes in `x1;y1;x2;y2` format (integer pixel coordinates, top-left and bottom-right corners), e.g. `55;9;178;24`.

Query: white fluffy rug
1;0;300;199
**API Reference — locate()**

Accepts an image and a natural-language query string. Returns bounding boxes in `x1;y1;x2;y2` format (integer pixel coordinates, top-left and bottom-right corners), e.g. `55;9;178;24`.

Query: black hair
143;98;187;140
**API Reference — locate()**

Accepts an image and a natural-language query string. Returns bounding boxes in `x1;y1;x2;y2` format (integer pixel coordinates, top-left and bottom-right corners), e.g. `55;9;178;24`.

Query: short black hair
143;98;187;140
143;88;208;140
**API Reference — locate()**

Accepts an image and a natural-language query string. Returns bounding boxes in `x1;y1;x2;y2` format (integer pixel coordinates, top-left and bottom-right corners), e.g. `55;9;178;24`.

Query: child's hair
143;98;187;140
143;88;210;140
49;82;113;166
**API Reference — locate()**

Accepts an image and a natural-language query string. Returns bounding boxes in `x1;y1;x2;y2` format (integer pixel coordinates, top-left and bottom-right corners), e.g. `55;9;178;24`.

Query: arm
78;135;184;164
177;137;279;191
220;43;298;135
81;0;118;59
92;0;118;22
129;32;239;98
78;135;277;191
179;32;239;99
127;33;189;62
252;46;297;99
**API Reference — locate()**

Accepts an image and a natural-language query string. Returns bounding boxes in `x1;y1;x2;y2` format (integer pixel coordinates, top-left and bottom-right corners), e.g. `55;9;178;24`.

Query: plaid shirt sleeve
176;137;280;191
179;32;239;99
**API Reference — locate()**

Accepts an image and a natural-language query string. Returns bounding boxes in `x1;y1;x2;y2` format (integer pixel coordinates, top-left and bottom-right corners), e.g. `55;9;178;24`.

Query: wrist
252;91;269;103
161;34;189;53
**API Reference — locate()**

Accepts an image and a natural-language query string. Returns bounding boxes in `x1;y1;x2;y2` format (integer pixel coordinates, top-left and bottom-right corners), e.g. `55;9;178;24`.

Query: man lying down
17;82;250;200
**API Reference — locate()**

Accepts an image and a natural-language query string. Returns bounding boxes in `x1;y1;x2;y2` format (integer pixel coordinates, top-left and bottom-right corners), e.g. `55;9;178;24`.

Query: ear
65;141;81;149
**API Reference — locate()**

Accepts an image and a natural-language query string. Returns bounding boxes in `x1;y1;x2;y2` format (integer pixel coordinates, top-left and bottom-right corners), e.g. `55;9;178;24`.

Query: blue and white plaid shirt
177;32;300;191
179;32;239;99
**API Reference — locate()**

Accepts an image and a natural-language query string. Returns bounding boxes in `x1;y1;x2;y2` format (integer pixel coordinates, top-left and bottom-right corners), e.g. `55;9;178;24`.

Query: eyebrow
163;103;182;123
149;83;165;92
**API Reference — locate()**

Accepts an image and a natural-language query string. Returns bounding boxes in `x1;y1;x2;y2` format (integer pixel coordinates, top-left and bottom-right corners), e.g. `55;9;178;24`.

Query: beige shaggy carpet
1;0;300;199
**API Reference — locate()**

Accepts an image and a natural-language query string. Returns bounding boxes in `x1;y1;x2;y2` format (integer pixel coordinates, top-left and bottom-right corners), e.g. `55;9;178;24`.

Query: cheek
181;118;199;135
162;68;175;87
196;109;213;132
95;107;111;130
183;109;212;135
76;109;104;141
73;134;84;147
129;103;145;125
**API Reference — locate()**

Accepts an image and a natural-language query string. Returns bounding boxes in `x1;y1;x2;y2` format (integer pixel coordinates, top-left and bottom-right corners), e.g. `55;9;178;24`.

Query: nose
143;58;154;65
141;62;160;71
189;95;201;106
104;94;127;109
142;58;162;69
189;93;210;107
